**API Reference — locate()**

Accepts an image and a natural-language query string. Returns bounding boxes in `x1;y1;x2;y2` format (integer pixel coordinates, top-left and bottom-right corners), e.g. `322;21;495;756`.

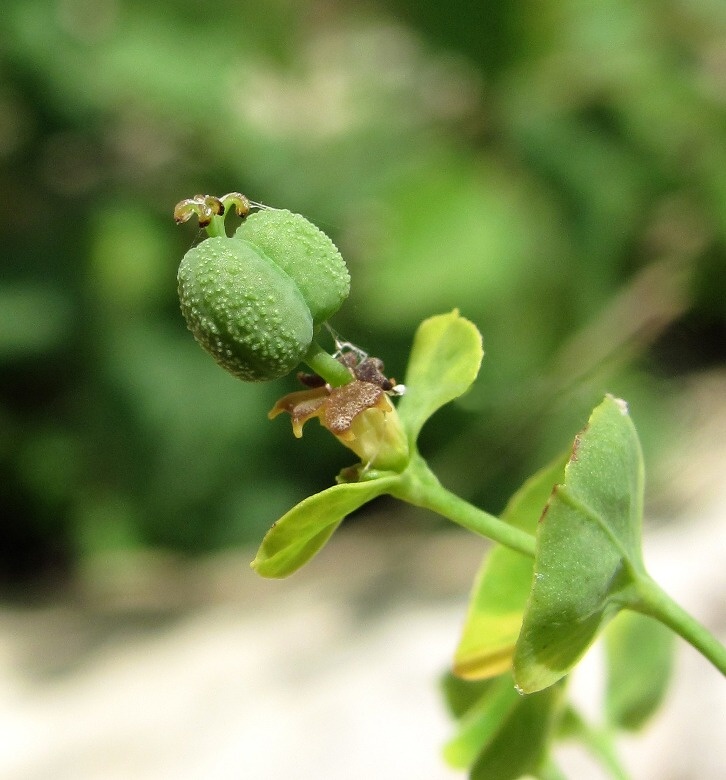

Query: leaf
453;456;567;680
469;680;566;780
605;611;675;731
251;477;398;577
440;672;497;720
443;675;520;770
396;310;483;446
514;395;647;693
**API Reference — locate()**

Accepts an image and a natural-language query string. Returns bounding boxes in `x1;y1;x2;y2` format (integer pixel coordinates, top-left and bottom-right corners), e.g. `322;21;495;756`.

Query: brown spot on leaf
539;485;559;523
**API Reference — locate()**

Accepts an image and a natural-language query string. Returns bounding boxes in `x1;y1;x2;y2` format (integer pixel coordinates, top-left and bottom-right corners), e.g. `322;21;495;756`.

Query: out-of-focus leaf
469;680;565;780
397;310;483;446
362;158;536;327
453;456;567;680
514;396;646;693
443;675;519;770
0;285;72;359
251;476;398;577
440;672;497;720
605;611;675;731
89;204;169;313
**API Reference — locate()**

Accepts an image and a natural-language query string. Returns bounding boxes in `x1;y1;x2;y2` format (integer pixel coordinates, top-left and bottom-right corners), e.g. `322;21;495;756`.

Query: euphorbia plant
175;193;726;779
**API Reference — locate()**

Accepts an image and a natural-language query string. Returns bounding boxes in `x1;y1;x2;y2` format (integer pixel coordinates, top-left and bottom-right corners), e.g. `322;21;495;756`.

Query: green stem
205;213;227;238
302;341;354;387
631;575;726;676
392;456;536;557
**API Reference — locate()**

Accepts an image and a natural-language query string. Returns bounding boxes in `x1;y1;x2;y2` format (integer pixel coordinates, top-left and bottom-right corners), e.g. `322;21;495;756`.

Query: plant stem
631;575;726;676
303;341;354;387
205;213;227;238
392;456;536;557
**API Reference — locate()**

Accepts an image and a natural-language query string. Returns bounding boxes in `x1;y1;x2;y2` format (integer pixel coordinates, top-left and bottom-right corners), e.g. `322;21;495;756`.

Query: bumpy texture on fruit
235;209;350;326
178;237;313;381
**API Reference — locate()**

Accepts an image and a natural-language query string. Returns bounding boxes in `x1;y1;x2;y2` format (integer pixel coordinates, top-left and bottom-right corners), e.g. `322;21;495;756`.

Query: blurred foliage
1;0;725;581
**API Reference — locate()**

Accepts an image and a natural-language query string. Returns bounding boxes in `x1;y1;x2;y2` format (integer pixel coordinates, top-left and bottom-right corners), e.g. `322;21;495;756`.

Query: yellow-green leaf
251;477;398;577
453;456;567;680
397;310;483;446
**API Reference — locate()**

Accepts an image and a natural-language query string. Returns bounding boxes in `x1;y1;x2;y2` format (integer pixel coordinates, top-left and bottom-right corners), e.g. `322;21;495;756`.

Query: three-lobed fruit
177;208;350;382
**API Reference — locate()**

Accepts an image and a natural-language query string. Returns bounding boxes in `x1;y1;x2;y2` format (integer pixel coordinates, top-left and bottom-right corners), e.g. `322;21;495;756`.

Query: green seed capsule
178;237;313;382
234;209;350;327
176;200;351;383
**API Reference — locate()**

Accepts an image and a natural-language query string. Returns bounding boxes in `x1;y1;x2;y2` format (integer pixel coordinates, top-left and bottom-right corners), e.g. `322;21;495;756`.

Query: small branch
392;456;536;557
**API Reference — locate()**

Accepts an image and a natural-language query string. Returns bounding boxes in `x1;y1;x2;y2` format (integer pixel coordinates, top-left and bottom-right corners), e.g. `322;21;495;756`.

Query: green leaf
514;395;647;693
605;611;675;731
453;456;567;680
469;680;565;780
440;672;497;720
251;477;398;577
397;310;483;446
443;675;520;770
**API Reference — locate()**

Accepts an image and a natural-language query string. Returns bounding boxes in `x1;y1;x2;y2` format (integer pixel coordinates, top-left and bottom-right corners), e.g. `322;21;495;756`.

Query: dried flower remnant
269;377;409;472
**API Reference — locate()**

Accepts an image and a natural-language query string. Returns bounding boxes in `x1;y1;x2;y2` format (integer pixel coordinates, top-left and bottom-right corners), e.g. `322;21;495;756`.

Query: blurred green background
2;0;725;584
